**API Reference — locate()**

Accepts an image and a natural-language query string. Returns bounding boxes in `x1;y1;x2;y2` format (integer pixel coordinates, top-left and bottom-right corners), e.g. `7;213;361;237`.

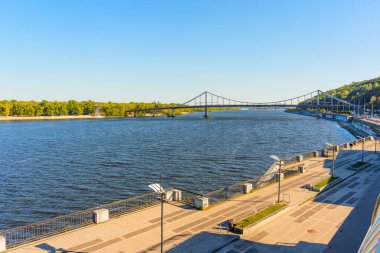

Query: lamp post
375;134;377;154
357;136;365;162
148;182;165;253
270;155;283;203
326;143;335;177
373;131;380;154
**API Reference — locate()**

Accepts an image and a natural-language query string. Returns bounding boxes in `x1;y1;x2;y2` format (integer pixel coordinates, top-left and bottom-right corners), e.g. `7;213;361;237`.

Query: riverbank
0;115;105;121
285;109;376;138
0;111;195;121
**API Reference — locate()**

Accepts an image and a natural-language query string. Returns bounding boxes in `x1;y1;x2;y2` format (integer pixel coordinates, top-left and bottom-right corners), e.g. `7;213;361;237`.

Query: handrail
0;192;159;248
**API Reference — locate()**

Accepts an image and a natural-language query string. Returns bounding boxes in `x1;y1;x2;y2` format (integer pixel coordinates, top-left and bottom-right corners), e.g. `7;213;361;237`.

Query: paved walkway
217;142;380;253
7;141;377;253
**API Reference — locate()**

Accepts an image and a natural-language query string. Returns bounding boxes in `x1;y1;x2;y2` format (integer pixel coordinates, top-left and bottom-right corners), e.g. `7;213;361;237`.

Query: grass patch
352;161;368;169
236;203;287;228
313;177;339;189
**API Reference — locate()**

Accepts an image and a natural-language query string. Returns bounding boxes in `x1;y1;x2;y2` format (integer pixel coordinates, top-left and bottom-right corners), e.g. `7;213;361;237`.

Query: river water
0;110;354;229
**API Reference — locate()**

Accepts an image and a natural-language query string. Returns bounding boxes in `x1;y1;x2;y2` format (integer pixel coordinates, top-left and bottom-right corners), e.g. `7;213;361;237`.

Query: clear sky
0;0;379;103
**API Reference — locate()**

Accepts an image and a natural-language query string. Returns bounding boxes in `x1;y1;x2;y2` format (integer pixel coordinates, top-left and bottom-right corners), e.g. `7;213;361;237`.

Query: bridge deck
7;142;378;253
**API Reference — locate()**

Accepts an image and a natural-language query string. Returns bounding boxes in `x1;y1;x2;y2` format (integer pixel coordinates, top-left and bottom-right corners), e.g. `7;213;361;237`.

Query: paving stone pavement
217;143;380;253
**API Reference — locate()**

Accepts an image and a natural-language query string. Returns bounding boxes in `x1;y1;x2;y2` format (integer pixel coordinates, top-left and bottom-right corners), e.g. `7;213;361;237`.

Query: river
0;110;355;229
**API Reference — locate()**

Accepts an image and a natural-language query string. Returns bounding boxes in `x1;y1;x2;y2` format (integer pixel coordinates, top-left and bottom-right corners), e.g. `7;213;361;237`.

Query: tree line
0;100;228;117
0;100;96;117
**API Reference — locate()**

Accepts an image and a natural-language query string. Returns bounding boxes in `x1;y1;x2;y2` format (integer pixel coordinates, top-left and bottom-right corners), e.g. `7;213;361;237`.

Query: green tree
67;100;83;115
0;101;11;116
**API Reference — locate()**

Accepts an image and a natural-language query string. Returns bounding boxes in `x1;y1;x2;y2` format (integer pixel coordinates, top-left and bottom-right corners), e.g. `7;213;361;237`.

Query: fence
202;163;302;206
0;192;160;248
175;187;203;206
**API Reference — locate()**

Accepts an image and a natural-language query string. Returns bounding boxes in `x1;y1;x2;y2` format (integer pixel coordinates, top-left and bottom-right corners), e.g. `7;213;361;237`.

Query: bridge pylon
168;108;176;118
204;107;209;118
204;91;209;118
317;90;321;117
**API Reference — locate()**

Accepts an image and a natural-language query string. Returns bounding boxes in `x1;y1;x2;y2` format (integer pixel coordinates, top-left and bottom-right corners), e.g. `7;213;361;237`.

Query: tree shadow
36;243;83;253
322;148;369;170
165;231;326;253
166;231;239;253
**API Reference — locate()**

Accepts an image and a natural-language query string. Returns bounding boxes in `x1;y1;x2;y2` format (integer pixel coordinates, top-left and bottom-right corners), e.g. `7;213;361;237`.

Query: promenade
218;143;380;253
6;141;379;253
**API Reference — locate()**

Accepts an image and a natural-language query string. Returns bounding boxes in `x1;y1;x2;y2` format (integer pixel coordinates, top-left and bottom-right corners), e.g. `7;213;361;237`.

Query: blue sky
0;0;379;103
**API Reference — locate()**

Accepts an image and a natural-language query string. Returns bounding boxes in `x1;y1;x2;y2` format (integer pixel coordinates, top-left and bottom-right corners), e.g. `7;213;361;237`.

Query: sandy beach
0;115;105;121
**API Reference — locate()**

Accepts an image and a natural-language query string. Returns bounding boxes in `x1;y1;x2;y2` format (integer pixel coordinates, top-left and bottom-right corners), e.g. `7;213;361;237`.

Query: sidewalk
217;142;380;253
6;141;376;253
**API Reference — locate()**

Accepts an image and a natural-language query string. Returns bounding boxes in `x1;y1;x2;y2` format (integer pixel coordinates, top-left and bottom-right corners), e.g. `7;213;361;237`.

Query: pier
1;138;379;253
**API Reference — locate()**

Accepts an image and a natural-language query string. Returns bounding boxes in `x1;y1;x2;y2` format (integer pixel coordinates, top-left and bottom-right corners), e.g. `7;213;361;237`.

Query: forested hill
324;76;380;105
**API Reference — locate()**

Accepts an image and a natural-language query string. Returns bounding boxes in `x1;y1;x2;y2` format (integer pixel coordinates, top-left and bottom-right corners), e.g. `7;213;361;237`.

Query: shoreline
0;115;105;121
0;111;194;121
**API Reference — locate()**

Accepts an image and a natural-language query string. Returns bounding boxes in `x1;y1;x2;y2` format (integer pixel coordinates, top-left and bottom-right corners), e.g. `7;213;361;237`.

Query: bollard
164;190;174;201
298;165;307;173
93;209;109;224
276;173;285;181
195;197;209;210
296;155;304;162
312;151;319;157
172;189;182;201
0;236;5;253
242;183;253;194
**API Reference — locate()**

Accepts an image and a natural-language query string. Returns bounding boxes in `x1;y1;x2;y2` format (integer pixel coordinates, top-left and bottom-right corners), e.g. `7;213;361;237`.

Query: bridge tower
317;90;321;117
204;107;209;118
204;91;210;118
168;108;176;118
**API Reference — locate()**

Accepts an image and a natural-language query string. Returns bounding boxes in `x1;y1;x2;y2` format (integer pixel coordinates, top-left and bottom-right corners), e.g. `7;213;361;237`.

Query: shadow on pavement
36;243;81;253
166;231;239;253
220;240;326;253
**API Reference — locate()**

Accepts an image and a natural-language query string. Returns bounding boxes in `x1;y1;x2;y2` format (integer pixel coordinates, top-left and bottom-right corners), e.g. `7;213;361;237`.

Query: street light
356;136;365;162
270;155;283;203
148;182;165;253
374;132;379;154
326;143;335;177
374;135;377;154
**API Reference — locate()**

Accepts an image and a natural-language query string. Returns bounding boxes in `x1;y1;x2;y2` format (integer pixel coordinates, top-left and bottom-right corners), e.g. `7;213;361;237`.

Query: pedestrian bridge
125;90;361;117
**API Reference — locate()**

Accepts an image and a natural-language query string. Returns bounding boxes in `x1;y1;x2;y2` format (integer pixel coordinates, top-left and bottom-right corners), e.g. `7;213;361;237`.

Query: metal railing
204;181;249;205
102;192;159;218
1;208;95;248
175;187;202;206
0;192;160;248
202;163;302;206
